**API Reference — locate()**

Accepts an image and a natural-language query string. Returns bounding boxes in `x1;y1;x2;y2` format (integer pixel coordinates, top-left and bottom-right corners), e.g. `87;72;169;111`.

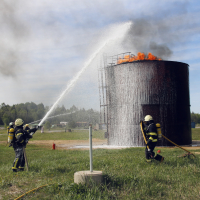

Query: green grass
0;128;199;141
0;144;200;200
0;128;200;199
0;129;105;141
191;128;200;140
32;130;105;141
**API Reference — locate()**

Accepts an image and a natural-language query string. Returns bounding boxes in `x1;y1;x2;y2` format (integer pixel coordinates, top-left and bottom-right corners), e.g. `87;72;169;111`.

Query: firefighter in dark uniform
11;118;37;172
143;115;163;162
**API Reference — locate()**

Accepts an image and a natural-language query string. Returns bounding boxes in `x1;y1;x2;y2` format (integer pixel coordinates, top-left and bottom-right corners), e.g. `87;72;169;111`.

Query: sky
0;0;200;113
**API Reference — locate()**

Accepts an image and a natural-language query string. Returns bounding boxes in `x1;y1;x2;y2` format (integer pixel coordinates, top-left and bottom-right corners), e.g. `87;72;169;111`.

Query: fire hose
162;134;195;158
14;184;49;200
140;121;149;149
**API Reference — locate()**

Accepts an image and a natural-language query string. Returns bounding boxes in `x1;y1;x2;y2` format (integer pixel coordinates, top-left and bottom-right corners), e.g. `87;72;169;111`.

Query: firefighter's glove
148;148;151;152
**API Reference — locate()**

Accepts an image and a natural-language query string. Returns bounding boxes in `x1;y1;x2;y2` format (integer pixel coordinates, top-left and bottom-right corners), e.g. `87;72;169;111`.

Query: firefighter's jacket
12;126;33;148
144;123;158;145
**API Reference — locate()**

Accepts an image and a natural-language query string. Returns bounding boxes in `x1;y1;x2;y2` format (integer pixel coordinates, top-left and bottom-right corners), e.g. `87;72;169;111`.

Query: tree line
191;112;200;124
1;101;198;127
0;102;100;127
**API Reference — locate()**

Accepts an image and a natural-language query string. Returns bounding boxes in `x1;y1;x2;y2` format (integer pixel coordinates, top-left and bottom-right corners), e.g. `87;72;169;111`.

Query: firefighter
143;115;164;163
11;118;38;172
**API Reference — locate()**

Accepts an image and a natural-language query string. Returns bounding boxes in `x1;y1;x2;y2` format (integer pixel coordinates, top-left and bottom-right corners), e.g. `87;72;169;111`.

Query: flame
117;52;161;64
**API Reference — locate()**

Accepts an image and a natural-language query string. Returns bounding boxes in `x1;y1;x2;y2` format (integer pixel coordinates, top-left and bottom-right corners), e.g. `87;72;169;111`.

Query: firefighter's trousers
12;146;25;171
145;142;157;161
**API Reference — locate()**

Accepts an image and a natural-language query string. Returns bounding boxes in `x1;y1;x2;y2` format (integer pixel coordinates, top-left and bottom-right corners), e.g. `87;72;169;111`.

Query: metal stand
74;124;102;185
89;124;93;172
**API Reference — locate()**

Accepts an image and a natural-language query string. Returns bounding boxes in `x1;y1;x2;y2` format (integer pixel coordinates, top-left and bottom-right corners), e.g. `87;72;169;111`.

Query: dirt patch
182;146;200;150
2;139;200;150
28;140;200;150
29;139;107;149
7;185;22;195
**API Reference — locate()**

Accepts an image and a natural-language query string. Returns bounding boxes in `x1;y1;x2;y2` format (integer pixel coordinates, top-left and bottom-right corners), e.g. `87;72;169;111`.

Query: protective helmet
144;115;153;122
15;118;24;126
9;122;14;126
24;124;29;127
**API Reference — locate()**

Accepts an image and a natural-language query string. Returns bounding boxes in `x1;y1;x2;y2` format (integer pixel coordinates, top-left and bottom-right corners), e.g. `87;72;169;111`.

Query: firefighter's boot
19;167;24;171
154;154;164;162
12;168;17;172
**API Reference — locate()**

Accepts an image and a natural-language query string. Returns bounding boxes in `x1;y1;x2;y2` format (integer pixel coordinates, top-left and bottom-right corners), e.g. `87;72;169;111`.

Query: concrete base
74;170;103;185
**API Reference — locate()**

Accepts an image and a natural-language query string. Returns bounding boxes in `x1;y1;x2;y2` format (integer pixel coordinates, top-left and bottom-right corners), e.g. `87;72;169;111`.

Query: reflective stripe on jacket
145;123;158;143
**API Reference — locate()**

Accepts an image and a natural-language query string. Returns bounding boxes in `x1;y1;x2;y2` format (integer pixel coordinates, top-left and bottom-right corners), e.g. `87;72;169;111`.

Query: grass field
191;128;200;140
0;128;200;199
0;129;105;141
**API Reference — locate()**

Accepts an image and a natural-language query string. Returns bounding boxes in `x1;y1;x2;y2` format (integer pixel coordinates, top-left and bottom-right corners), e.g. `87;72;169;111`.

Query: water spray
38;21;132;127
38;42;108;127
28;112;75;125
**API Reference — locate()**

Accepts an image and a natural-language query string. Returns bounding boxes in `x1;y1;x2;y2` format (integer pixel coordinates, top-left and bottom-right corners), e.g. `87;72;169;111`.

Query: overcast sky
0;0;200;113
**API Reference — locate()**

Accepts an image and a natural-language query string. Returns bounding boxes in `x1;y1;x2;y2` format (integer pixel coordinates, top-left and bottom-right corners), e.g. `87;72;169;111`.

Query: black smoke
122;18;173;59
149;42;172;58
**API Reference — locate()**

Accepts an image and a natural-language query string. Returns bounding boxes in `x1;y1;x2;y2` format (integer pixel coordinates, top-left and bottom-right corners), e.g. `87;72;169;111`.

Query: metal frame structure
98;52;140;141
98;53;133;137
98;55;108;133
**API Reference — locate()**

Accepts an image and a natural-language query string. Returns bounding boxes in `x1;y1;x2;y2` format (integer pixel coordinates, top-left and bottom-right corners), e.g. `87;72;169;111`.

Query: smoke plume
122;18;174;59
149;42;172;58
0;1;28;77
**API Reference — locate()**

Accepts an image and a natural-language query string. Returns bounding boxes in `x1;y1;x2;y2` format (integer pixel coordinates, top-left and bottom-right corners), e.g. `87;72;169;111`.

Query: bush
67;120;76;129
44;121;51;130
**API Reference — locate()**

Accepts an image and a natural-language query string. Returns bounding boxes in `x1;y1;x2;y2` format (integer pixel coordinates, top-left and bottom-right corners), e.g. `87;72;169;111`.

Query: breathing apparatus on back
7;122;15;144
156;123;162;139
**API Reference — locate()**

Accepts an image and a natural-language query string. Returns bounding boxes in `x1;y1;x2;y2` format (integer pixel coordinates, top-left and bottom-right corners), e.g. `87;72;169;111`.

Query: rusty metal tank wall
105;60;191;146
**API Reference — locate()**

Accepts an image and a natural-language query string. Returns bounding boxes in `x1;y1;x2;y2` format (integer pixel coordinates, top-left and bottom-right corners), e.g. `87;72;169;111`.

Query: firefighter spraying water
8;118;39;172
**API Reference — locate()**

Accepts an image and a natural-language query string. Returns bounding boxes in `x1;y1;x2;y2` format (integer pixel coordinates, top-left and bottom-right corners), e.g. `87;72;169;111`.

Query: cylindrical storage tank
105;60;191;146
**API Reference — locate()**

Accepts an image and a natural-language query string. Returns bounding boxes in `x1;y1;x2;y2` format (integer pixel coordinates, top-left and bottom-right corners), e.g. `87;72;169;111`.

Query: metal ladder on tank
98;55;109;138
